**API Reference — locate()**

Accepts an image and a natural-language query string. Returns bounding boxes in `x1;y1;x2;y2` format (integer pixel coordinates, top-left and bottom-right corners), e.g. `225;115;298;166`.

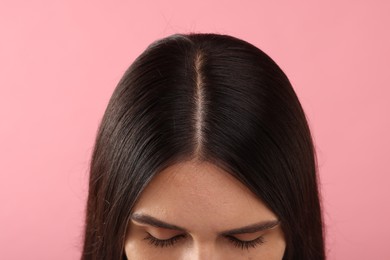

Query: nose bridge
190;240;220;260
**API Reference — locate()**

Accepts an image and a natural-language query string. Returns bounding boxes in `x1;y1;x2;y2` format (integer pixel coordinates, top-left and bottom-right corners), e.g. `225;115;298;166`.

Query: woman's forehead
131;161;277;232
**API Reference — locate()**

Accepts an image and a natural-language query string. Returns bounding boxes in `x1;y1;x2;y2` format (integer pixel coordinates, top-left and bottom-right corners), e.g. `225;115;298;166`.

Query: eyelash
144;233;187;248
226;235;265;250
144;233;265;250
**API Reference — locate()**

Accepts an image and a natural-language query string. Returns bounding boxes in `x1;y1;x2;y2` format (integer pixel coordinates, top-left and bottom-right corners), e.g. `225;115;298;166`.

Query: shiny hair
81;32;325;259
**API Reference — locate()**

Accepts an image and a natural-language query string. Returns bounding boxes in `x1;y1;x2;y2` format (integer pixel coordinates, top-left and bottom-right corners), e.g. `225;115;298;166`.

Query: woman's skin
124;160;286;259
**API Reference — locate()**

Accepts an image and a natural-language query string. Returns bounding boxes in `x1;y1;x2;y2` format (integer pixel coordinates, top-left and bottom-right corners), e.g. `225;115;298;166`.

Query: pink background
1;0;389;259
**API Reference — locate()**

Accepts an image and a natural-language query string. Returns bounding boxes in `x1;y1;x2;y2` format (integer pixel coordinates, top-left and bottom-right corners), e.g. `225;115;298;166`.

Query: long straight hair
81;33;325;259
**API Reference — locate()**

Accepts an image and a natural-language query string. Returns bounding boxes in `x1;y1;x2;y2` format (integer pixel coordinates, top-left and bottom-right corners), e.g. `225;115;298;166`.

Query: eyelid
225;235;265;250
144;232;187;248
225;234;263;242
144;232;265;251
227;229;266;241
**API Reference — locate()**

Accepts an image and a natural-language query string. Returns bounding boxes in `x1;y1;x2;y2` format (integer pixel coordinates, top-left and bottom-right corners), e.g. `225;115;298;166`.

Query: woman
81;33;325;259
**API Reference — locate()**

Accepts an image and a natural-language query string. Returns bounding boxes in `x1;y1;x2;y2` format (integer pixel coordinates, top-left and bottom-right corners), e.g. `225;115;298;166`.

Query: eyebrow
131;213;280;236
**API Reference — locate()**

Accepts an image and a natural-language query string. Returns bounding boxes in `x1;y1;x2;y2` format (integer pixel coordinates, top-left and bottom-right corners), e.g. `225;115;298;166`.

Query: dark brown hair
81;32;325;259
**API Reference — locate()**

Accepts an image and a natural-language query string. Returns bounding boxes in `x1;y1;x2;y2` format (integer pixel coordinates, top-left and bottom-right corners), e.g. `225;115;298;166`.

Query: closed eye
144;233;187;248
144;233;265;250
225;235;265;250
